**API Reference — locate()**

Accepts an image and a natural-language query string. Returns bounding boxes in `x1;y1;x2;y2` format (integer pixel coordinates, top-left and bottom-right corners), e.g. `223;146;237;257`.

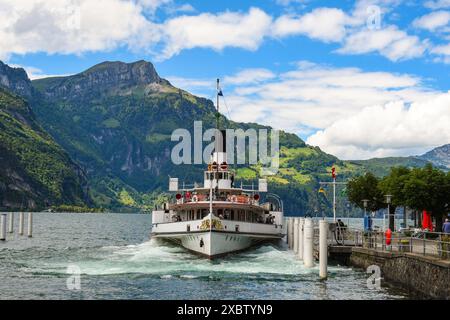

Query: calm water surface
0;213;409;300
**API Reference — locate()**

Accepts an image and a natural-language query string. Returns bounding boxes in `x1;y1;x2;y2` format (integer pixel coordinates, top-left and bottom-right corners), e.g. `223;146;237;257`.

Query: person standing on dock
442;219;450;258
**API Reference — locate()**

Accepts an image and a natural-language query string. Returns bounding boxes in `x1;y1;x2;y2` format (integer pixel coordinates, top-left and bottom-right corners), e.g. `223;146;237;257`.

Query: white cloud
275;0;306;5
9;64;70;79
136;0;171;13
223;68;276;85
272;8;348;42
432;43;450;55
338;26;427;61
307;93;450;159
0;0;160;59
424;0;450;9
171;61;444;159
413;10;450;31
0;2;439;64
158;7;272;60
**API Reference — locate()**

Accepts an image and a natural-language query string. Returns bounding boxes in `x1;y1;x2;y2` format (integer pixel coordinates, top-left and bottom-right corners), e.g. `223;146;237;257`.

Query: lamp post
346;202;351;228
385;194;392;232
362;199;369;216
362;199;369;231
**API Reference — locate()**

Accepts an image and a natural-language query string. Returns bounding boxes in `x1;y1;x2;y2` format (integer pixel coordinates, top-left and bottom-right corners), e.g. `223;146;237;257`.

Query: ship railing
176;197;260;206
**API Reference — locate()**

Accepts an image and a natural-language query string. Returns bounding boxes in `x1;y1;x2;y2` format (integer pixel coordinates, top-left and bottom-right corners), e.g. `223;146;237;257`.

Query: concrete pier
0;214;6;241
319;220;328;279
303;218;314;268
8;212;14;233
293;218;299;254
27;212;33;238
288;218;294;249
18;212;24;235
298;218;304;260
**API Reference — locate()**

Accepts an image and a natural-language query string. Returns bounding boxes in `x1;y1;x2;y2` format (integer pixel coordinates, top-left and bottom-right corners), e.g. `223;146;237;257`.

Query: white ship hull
153;230;282;258
151;214;285;258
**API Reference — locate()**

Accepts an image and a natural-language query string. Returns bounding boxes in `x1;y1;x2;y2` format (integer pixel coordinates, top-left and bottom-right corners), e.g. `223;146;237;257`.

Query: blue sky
1;0;450;159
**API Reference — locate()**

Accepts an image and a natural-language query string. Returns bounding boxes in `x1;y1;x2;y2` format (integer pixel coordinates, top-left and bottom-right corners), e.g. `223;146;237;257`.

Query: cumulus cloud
338;25;427;61
223;68;276;85
413;10;450;31
169;61;444;158
272;8;348;42
0;2;431;62
158;8;272;60
307;94;450;159
9;64;70;79
0;0;160;59
424;0;450;9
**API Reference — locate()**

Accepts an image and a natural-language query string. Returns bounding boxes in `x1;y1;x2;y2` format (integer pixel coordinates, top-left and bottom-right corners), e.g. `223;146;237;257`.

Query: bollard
298;217;304;260
19;212;24;235
293;218;299;254
288;218;293;249
8;212;14;233
319;220;328;280
289;218;295;250
303;218;314;268
27;212;33;238
286;218;290;244
0;214;6;241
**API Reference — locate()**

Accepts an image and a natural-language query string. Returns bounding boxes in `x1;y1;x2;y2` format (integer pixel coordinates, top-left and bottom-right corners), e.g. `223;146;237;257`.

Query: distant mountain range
0;60;447;213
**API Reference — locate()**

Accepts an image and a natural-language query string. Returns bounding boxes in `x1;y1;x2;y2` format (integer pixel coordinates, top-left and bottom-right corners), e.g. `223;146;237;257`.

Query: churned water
0;213;408;300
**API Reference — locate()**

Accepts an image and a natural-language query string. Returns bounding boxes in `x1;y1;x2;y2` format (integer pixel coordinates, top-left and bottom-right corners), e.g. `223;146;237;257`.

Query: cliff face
33;60;169;101
0;61;32;98
0;62;90;210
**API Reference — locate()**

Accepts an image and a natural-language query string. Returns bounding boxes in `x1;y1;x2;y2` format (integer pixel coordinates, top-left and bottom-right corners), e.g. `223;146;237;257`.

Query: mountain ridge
417;144;450;169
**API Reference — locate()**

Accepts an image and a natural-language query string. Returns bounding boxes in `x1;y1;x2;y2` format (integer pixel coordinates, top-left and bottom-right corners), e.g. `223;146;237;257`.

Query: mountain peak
0;61;32;97
32;60;167;100
418;144;450;169
83;60;161;84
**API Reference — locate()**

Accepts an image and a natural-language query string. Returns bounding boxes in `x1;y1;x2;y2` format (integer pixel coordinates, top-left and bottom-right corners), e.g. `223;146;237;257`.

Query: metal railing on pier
312;223;450;260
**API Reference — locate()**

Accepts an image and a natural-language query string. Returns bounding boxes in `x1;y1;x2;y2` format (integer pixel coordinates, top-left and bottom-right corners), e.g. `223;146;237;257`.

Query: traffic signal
331;166;336;179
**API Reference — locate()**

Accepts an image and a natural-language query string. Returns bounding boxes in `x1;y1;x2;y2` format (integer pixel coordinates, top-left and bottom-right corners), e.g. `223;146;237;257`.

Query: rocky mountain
0;61;32;98
417;144;450;169
0;86;89;210
0;59;439;214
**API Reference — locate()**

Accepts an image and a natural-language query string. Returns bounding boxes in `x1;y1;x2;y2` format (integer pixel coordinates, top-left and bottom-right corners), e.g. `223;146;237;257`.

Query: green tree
379;166;411;230
347;172;385;213
404;164;450;231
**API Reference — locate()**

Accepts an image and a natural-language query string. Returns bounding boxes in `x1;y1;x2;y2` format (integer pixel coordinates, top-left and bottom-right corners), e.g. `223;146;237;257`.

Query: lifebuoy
385;228;392;246
192;195;198;202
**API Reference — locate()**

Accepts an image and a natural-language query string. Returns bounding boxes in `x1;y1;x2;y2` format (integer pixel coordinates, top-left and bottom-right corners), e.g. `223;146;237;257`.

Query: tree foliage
347;172;385;212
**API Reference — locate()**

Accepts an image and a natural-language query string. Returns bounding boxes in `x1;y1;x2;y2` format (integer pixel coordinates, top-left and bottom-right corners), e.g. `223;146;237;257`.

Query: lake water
0;213;409;300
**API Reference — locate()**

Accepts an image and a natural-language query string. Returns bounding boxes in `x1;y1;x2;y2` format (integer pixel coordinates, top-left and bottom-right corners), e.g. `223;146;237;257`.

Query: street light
362;199;369;216
385;194;392;232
